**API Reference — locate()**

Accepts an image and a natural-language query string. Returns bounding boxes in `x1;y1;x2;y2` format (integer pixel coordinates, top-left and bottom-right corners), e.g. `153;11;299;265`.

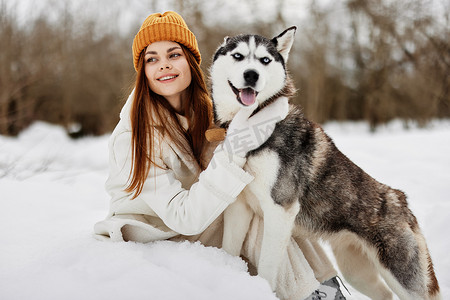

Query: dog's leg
258;199;299;290
222;194;253;256
330;233;394;300
244;150;299;290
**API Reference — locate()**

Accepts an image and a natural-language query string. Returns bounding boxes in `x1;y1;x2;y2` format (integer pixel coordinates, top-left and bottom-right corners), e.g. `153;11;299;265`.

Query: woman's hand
220;96;289;158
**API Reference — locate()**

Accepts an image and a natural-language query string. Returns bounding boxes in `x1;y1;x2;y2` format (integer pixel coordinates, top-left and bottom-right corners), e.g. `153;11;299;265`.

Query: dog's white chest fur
242;149;281;216
224;149;300;289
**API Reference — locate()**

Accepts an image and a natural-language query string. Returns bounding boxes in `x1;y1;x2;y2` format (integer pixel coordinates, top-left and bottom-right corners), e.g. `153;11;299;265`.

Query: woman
94;11;344;300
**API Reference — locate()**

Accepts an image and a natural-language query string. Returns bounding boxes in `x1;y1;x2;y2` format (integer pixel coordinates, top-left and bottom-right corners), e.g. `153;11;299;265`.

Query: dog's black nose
244;70;259;87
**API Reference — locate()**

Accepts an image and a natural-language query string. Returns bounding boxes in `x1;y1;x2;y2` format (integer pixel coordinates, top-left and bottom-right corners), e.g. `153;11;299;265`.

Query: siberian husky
209;27;440;300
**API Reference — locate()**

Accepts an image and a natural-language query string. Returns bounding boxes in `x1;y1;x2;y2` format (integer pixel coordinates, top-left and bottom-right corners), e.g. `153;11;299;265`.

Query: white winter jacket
94;91;253;242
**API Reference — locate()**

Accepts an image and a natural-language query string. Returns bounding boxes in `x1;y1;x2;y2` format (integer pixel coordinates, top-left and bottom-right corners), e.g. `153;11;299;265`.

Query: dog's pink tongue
240;88;256;106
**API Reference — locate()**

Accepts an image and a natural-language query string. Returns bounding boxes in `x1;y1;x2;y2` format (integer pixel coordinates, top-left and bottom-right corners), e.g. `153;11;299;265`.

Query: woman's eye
170;53;181;59
260;57;272;65
146;57;156;63
232;53;244;60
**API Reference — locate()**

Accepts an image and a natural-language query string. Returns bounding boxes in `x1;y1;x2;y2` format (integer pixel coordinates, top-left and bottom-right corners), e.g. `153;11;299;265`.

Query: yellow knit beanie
132;11;201;71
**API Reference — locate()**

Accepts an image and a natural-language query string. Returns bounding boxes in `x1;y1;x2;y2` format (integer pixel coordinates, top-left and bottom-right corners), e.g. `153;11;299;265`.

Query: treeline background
1;0;449;137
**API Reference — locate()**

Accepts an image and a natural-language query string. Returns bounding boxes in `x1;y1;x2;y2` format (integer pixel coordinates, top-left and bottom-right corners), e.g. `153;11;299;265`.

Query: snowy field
1;120;449;300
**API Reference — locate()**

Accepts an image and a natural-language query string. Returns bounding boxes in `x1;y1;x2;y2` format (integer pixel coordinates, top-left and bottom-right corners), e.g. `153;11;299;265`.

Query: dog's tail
384;216;441;300
380;190;440;299
331;213;440;299
404;198;440;300
422;235;440;299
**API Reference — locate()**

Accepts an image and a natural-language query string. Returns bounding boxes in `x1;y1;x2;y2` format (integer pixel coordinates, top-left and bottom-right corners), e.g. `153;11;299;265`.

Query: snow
1;120;449;299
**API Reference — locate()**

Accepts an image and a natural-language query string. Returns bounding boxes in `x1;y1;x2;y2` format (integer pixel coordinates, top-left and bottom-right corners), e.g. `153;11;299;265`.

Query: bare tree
0;0;448;137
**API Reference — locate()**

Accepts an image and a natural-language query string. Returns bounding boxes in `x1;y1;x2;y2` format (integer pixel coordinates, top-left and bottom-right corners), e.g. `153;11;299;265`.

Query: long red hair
126;44;213;198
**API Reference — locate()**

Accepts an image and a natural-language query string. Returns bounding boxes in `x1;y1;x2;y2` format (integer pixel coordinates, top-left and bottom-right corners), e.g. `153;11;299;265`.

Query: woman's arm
109;130;252;236
108;97;289;236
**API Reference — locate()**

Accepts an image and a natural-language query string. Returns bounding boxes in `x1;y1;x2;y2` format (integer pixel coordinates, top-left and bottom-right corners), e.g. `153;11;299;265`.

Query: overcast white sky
7;0;448;38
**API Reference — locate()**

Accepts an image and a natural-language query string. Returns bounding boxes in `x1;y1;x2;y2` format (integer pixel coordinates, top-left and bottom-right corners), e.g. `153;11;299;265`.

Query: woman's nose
159;62;172;71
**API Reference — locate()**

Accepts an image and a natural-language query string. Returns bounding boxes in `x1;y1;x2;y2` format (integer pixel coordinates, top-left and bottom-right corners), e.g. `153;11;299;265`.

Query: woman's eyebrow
145;46;181;56
167;46;181;53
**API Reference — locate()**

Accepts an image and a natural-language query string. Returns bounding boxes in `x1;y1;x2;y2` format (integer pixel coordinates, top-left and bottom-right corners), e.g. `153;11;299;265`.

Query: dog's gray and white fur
210;27;440;300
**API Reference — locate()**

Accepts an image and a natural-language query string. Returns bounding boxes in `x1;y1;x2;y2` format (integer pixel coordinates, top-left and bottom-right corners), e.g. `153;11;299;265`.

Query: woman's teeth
158;75;177;81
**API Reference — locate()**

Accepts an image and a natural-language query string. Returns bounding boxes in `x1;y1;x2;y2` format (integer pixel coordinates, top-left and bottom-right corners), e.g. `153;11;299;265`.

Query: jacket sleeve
109;130;253;236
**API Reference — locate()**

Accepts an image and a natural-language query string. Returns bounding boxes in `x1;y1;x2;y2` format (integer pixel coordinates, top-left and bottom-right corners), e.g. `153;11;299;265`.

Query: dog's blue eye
232;53;244;60
260;57;272;65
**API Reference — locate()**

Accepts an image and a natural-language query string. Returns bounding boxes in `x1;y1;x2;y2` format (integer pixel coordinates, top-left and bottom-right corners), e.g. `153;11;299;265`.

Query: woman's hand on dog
220;96;289;158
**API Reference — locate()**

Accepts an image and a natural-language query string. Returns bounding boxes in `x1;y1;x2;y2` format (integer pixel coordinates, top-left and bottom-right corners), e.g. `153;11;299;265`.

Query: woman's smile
157;73;179;82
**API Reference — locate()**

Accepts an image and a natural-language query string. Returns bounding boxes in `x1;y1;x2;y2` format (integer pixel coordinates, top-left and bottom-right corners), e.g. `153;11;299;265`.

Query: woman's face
144;41;192;113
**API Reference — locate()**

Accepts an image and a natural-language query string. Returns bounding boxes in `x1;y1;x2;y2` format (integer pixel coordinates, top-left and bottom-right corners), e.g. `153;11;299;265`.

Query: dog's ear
272;26;296;63
221;36;230;46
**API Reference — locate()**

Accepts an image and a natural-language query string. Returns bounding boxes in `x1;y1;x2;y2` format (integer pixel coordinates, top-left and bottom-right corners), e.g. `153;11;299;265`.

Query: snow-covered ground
0;120;449;300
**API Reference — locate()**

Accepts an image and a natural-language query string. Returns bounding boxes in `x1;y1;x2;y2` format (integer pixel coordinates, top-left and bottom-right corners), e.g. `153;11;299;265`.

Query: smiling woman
93;11;288;241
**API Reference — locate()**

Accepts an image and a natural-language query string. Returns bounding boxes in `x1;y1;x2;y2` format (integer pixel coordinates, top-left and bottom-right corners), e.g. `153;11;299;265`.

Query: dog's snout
244;70;259;87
